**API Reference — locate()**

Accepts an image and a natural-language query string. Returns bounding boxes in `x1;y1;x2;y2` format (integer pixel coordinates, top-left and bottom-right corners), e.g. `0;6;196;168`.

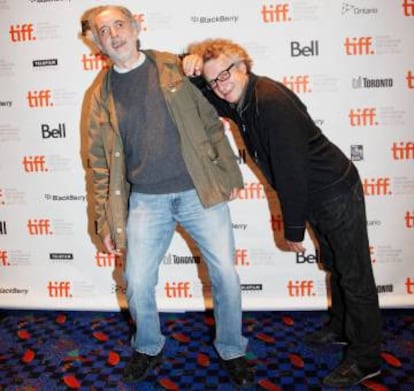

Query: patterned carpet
0;308;413;390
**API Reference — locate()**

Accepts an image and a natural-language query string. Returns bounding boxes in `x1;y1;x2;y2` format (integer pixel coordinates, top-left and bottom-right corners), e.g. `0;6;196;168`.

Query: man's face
203;54;249;104
94;8;139;67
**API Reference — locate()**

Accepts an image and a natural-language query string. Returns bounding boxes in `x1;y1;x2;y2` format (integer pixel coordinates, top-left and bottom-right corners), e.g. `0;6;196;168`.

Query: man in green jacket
82;5;254;388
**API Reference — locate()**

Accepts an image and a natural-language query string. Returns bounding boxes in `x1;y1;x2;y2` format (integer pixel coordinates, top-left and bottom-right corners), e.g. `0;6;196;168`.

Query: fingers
182;54;203;77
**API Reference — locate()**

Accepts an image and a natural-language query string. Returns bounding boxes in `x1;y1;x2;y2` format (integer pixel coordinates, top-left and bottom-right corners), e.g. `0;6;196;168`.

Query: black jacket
193;73;352;242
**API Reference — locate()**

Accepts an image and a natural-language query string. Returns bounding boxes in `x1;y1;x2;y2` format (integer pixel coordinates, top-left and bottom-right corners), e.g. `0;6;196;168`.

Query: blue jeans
125;189;247;360
308;168;381;367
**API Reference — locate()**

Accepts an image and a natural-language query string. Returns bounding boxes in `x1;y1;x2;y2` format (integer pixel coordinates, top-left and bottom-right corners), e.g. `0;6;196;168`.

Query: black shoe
304;328;347;345
323;360;381;388
123;350;163;383
219;356;255;388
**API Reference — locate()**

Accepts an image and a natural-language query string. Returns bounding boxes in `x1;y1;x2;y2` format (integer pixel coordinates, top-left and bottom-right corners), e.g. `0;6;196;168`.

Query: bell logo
391;142;414;160
405;277;414;294
348;108;378;126
270;214;283;232
406;71;414;89
235;249;249;266
81;53;110;71
402;0;414;16
0;250;10;266
22;156;48;172
362;178;391;196
47;281;72;298
261;3;291;22
281;75;311;93
344;37;374;55
41;123;66;139
27;219;52;235
405;211;414;228
237;149;247;165
9;24;36;42
296;250;320;264
27;90;53;108
0;221;7;235
290;40;319;57
95;252;123;268
165;281;192;298
287;280;315;296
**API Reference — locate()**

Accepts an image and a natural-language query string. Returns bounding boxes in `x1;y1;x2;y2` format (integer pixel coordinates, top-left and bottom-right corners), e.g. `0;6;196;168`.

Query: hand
182;54;203;77
285;240;306;253
229;188;239;201
103;234;123;255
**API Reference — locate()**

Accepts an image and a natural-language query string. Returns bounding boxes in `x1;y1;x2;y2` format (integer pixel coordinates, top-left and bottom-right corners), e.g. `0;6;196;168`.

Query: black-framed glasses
207;63;235;90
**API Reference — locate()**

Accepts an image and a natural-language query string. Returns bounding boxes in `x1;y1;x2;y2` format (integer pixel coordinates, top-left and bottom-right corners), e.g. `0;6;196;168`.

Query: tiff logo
407;71;414;89
22;156;48;172
281;75;311;93
81;53;110;71
405;211;414;228
369;245;376;264
348;108;377;126
391;142;414;160
270;213;283;232
344;37;374;55
261;3;290;22
0;221;7;235
9;24;36;42
27;90;53;108
402;0;414;16
27;219;52;235
47;281;72;298
287;280;315;297
235;249;249;266
405;277;414;294
165;282;192;298
234;182;265;200
0;250;10;266
95;252;123;268
362;178;391;196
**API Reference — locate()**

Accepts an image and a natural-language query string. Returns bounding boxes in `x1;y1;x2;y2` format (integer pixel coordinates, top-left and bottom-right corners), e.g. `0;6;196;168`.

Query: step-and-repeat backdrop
1;0;413;311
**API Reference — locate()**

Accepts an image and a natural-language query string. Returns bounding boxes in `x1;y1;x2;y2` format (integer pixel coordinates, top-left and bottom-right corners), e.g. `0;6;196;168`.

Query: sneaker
219;356;255;388
304;328;347;345
323;360;381;388
123;350;163;383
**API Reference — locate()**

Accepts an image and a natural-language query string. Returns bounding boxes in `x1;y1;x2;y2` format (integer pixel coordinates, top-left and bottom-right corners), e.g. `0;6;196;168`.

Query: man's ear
132;15;142;35
238;61;248;74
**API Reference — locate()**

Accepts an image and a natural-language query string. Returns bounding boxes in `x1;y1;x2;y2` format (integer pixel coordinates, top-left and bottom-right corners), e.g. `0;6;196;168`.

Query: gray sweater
111;55;194;194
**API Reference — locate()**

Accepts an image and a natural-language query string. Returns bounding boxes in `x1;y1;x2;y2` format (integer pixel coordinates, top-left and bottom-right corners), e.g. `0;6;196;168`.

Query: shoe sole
323;369;381;387
122;356;163;383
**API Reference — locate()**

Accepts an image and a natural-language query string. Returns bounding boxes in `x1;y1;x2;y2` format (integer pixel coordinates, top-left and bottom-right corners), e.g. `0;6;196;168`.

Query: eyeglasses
207;63;236;90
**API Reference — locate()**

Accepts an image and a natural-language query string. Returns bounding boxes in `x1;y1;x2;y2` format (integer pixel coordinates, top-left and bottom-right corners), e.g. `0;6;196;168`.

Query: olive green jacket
88;50;243;249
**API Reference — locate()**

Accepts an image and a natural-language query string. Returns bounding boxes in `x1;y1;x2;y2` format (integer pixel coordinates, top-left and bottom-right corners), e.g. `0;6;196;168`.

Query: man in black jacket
183;39;382;389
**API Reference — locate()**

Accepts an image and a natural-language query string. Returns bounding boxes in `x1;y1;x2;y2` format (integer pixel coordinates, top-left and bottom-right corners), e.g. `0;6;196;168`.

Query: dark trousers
308;169;382;367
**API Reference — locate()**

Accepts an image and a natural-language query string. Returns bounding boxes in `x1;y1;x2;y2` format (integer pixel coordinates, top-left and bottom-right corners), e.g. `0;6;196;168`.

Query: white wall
0;0;413;311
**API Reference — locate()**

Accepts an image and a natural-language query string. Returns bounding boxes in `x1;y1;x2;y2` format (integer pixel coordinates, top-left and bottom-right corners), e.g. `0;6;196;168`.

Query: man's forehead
96;9;126;25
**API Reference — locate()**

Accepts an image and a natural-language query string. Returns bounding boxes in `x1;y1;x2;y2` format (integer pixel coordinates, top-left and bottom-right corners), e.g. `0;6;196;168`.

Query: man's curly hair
188;39;253;72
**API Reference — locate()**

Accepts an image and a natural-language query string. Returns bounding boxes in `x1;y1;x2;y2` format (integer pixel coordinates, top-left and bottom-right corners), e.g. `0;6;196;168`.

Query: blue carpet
0;309;413;390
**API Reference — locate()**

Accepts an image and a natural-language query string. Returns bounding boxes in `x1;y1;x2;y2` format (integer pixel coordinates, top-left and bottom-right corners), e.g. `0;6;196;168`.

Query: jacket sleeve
88;89;110;242
258;83;309;242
